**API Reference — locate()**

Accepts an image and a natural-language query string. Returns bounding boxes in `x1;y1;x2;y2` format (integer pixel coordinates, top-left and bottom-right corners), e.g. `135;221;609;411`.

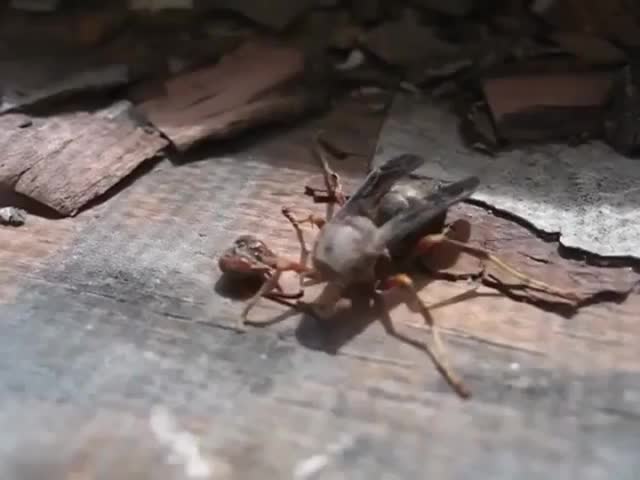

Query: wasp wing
374;175;480;251
331;154;426;222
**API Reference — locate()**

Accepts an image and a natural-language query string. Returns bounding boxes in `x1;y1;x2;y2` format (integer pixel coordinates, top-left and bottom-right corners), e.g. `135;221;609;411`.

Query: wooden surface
138;40;315;151
0;94;639;479
0;105;168;216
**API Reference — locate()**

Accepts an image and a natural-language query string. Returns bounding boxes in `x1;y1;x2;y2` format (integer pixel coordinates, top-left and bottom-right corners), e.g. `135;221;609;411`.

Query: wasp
219;135;579;399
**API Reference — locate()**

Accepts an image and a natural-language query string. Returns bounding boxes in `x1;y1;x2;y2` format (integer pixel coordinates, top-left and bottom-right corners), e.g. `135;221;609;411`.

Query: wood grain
137;39;320;151
0;94;638;479
0;107;168;216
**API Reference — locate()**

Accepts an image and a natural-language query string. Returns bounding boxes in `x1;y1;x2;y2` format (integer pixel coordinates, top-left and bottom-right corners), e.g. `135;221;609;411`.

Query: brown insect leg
239;206;324;327
239;270;282;330
282;208;326;249
267;286;304;300
281;206;326;290
298;281;345;319
378;273;471;399
240;255;310;330
312;132;347;221
416;234;581;303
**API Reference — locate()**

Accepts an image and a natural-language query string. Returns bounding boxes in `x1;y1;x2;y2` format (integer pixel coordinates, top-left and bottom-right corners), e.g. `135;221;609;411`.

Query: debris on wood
490;5;541;38
101;22;237;84
334;49;366;71
374;93;640;259
351;0;384;24
415;58;473;85
0;60;130;114
482;72;615;142
549;32;627;66
76;11;130;48
203;16;257;45
362;9;460;68
604;65;640;156
129;0;194;10
9;0;60;12
195;0;339;31
0;207;27;227
0;103;168;217
411;0;478;17
460;100;499;154
1;8;128;52
439;204;640;305
532;0;640;48
0;0;638;218
137;40;328;151
349;85;389;112
328;17;365;51
286;8;343;55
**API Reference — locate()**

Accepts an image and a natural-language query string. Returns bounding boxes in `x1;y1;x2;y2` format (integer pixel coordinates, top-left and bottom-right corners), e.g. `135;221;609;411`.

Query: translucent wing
375;176;480;250
331;154;426;222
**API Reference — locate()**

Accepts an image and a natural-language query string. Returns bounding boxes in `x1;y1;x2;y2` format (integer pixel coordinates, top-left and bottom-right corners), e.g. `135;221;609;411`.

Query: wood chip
438;203;640;303
193;0;338;31
460;101;499;154
137;40;323;151
362;10;459;67
535;0;640;48
550;32;627;65
411;0;477;16
0;104;168;216
482;71;615;142
10;0;60;11
351;0;384;23
1;8;128;52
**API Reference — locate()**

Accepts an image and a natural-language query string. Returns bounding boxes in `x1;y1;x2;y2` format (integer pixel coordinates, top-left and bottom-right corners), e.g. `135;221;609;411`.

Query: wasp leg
376;273;471;400
415;233;580;303
297;281;344;320
240;258;309;331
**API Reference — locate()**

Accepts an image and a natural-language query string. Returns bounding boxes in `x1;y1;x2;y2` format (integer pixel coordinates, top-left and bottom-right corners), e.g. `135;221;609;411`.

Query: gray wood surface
0;96;638;479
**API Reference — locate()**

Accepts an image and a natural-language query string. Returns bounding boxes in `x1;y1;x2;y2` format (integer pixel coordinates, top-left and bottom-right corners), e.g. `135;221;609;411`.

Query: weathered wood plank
482;72;615;141
137;40;324;151
1;94;639;479
0;103;168;216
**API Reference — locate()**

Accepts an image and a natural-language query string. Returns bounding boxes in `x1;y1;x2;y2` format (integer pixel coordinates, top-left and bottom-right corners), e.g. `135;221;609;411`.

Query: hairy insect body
312;215;381;285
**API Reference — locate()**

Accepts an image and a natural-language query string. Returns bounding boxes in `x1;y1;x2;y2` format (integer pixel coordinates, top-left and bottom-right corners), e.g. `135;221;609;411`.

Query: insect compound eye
235;235;259;249
248;240;266;253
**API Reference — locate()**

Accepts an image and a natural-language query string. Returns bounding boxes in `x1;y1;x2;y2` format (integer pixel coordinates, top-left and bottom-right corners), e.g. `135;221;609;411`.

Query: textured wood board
537;0;640;48
0;95;639;478
192;0;339;30
6;94;637;377
482;71;614;141
137;40;316;151
0;106;168;216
